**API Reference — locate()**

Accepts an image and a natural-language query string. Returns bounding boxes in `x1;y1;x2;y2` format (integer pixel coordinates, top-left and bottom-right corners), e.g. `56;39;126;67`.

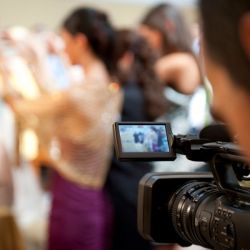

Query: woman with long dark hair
105;29;168;250
46;8;121;250
140;3;201;95
139;3;205;135
113;29;168;121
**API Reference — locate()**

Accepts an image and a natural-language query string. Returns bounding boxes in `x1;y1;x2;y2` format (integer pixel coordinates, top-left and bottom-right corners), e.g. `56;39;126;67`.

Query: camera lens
168;181;220;247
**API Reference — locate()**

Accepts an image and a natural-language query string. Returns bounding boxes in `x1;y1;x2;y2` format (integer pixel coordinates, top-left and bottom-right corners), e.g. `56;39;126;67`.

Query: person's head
139;3;193;56
199;0;250;161
114;29;157;79
61;7;115;74
114;29;168;120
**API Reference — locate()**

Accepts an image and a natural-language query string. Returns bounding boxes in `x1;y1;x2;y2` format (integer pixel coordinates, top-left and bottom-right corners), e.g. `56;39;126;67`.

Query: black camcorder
113;122;250;250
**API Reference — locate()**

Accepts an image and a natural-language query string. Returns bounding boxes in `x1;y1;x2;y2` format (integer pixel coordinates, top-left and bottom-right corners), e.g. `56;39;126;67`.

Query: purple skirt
48;172;113;250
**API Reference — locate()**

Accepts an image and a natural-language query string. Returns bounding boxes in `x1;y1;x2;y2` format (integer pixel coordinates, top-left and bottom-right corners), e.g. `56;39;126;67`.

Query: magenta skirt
48;172;113;250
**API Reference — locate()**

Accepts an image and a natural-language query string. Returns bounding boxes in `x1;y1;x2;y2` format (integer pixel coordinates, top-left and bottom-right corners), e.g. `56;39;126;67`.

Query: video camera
113;122;250;250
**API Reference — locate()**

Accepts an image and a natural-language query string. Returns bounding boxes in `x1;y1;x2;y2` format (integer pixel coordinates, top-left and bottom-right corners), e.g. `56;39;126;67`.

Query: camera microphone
199;123;232;142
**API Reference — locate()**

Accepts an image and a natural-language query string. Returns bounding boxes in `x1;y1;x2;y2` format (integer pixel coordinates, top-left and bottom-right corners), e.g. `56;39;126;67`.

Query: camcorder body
113;122;250;250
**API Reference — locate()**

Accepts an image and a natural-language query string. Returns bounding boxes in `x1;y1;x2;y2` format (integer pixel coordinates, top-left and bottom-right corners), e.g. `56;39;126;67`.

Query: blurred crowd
0;3;212;250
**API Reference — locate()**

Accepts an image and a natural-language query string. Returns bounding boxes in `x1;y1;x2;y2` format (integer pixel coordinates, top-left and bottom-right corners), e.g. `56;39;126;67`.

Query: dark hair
63;7;115;74
141;3;193;55
114;29;168;120
199;0;250;91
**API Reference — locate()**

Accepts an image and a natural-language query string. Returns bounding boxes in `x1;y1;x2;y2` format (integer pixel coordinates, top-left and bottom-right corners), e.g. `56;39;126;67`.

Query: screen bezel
113;122;176;161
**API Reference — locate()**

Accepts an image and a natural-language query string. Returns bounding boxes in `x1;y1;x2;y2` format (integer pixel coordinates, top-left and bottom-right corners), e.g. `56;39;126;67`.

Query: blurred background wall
0;0;197;30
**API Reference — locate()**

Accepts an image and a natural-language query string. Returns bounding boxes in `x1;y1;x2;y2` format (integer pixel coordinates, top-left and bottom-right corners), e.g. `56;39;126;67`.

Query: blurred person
139;3;209;135
105;29;182;250
137;5;208;249
199;0;250;163
112;29;168;122
5;7;122;250
0;28;69;201
139;3;201;95
48;7;121;250
158;0;250;249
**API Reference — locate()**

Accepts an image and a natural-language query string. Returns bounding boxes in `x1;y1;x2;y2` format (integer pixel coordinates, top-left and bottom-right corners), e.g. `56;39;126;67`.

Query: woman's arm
4;91;68;119
155;52;201;95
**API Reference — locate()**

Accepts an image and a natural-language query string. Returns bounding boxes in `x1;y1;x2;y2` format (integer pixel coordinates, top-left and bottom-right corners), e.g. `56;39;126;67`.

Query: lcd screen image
119;124;169;153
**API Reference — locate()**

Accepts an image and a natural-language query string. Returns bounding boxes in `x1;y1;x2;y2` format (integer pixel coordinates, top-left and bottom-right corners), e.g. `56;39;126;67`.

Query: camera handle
210;153;250;203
